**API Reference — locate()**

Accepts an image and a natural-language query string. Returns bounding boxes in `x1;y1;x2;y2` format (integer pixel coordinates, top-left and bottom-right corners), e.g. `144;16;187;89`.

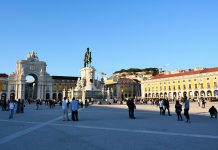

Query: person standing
183;96;191;123
71;97;79;121
159;99;164;115
62;97;70;121
127;99;136;119
197;98;200;107
175;100;183;121
9;100;15;119
202;98;206;108
36;99;40;110
20;99;24;113
163;98;171;116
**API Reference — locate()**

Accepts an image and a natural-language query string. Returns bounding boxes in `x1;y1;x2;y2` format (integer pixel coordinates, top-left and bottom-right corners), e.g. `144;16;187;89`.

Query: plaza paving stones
0;102;218;150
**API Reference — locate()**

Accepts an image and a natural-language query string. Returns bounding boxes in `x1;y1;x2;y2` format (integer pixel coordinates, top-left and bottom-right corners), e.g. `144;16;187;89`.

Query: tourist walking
175;100;183;121
62;97;70;121
159;99;164;115
71;97;79;121
9;100;15;119
163;98;171;116
127;99;136;119
183;96;190;123
36;99;40;110
202;98;206;108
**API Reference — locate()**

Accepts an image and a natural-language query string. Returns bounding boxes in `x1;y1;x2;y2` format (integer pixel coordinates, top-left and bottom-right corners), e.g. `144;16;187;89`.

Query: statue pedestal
80;67;97;91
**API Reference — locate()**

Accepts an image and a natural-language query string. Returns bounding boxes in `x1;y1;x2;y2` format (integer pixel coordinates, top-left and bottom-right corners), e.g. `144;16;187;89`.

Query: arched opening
173;92;177;99
178;92;182;100
10;93;15;100
25;74;38;100
214;90;218;96
189;91;193;99
183;91;187;97
156;93;159;98
52;93;57;100
58;93;62;101
207;90;212;101
145;93;148;98
194;91;199;98
164;92;167;98
168;92;172;100
200;91;205;98
160;93;163;98
148;93;151;98
152;93;155;98
1;93;6;100
46;93;50;100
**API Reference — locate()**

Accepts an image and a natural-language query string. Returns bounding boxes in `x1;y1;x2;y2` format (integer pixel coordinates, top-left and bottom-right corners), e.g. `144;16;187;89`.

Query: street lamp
121;89;124;101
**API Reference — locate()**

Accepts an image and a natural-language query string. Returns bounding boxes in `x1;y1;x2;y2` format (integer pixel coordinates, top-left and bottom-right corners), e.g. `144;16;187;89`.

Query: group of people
174;96;190;123
126;95;217;123
158;96;191;123
61;97;79;121
158;98;171;116
197;98;207;108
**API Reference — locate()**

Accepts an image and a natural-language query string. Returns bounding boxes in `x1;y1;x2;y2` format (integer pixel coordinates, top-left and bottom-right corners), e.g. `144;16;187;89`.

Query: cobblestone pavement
0;102;218;150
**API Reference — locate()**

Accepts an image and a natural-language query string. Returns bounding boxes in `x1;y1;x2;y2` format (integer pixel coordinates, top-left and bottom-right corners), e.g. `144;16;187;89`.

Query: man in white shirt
9;100;15;119
62;97;70;121
70;97;79;121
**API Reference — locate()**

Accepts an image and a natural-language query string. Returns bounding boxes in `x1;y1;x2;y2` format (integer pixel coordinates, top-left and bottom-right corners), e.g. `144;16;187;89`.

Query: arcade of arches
142;67;218;101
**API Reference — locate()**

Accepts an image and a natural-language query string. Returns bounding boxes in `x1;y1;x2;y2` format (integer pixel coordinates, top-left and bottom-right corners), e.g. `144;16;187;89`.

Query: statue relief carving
27;51;39;61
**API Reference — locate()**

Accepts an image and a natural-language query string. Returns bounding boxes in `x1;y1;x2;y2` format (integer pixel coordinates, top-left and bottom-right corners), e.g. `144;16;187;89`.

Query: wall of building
142;71;218;100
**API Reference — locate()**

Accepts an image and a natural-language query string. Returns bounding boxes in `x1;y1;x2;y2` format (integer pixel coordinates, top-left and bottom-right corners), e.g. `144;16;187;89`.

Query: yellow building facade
141;68;218;100
51;76;78;101
0;74;8;100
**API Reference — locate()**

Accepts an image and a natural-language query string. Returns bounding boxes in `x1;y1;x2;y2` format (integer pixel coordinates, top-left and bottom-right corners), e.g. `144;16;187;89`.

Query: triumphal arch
7;51;53;100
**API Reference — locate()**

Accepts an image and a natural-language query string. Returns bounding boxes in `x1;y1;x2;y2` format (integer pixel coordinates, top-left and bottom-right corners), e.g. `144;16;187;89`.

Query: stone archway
160;92;163;98
152;93;155;98
194;91;199;98
168;92;172;100
148;93;151;98
164;92;167;98
200;91;205;98
25;74;38;100
46;93;50;100
58;93;62;101
156;93;159;98
183;91;187;97
207;90;212;97
10;93;15;100
189;91;193;99
52;93;57;100
1;93;6;100
8;51;52;100
173;92;177;99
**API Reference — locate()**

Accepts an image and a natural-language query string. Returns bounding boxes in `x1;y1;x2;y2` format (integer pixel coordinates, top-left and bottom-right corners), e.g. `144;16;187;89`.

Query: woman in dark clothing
175;100;183;121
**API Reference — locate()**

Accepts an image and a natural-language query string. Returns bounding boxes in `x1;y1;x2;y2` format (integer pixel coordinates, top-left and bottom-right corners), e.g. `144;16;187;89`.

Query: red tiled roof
0;73;8;78
118;78;138;84
151;67;218;80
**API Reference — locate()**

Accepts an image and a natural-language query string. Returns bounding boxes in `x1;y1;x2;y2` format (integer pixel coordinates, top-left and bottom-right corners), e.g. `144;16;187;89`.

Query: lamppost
121;89;124;101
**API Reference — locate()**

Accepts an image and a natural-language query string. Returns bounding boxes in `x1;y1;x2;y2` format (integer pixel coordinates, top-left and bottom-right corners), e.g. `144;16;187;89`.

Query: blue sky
0;0;218;77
